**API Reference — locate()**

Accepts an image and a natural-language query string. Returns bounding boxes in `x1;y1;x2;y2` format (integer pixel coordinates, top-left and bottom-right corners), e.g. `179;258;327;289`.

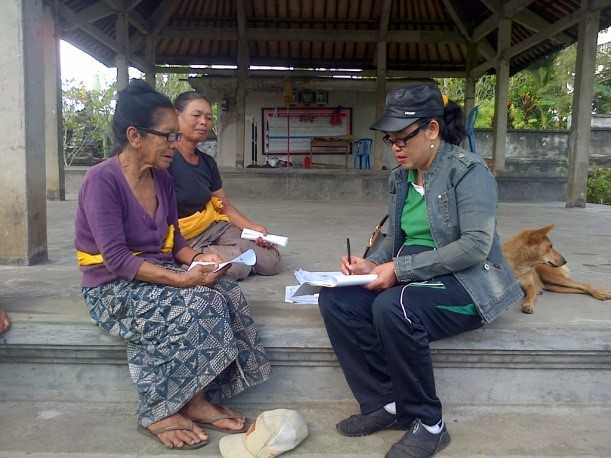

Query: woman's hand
365;262;398;290
192;252;223;264
245;223;269;236
178;264;225;288
340;256;377;275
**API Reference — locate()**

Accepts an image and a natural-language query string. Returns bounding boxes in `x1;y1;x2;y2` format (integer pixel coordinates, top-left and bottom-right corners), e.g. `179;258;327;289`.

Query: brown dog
502;225;611;314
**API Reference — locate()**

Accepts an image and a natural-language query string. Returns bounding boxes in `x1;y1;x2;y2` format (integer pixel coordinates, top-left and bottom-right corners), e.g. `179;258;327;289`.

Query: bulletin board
262;107;352;155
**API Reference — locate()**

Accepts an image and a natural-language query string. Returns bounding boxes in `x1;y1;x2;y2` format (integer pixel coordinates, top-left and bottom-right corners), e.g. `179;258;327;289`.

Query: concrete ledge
3;321;610;370
66;167;570;202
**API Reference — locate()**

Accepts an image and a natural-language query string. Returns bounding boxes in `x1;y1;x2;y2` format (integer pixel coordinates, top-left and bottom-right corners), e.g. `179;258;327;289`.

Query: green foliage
437;41;611;129
155;74;193;102
62;74;194;165
62;79;115;165
587;168;611;205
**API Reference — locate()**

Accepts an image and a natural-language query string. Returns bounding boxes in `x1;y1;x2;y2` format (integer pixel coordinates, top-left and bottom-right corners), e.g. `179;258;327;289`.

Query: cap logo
404;111;416;115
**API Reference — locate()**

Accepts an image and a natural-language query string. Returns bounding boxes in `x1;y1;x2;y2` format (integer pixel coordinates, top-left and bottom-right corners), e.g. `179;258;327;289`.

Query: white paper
188;249;257;272
294;269;377;288
241;228;288;247
291;269;378;297
285;285;319;305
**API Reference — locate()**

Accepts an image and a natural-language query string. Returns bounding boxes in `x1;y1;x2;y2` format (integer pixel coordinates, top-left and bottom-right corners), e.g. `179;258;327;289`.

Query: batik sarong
82;273;271;427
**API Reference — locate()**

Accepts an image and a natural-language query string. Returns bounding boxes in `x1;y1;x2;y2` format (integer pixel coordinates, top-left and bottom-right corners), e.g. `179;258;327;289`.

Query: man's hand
365;262;398;290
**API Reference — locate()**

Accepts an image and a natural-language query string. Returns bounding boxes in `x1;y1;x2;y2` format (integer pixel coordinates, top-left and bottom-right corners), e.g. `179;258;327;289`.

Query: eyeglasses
383;119;431;147
135;127;182;143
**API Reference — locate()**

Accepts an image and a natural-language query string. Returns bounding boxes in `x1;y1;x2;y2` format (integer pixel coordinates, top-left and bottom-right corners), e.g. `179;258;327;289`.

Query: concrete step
1;400;610;457
2;305;611;407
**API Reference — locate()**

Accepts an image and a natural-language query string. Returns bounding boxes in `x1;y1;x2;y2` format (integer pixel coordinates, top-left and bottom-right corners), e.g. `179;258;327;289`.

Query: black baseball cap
370;82;445;133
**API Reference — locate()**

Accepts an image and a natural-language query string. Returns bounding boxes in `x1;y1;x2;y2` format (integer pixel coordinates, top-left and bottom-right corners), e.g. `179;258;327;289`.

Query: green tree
62;79;115;165
155;73;193;102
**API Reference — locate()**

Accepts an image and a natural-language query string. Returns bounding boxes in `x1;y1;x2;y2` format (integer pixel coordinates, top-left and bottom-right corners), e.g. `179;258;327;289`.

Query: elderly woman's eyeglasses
383;119;431;147
136;127;182;143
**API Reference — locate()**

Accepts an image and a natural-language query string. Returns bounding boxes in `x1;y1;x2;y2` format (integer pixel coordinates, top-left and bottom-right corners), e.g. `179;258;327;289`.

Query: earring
430;143;435;149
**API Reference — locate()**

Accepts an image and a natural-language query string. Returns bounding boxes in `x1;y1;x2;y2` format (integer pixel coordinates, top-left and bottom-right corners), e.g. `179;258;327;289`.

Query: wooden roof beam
441;0;471;40
378;0;392;41
162;27;466;44
472;0;611;77
63;1;149;36
473;0;537;41
56;2;146;71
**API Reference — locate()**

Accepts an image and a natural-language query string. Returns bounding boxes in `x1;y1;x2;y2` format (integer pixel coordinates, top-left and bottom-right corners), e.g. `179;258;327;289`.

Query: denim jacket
367;141;523;323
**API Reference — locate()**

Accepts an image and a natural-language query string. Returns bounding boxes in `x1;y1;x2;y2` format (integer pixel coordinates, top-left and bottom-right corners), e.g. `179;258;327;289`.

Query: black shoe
336;407;398;437
385;419;451;458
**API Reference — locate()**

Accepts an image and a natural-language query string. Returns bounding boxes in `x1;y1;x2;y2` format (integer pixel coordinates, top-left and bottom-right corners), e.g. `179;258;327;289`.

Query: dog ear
529;224;555;241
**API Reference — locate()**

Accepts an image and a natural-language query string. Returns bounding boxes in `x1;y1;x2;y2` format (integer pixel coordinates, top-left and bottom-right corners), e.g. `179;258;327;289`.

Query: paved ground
1;198;610;331
1;400;610;457
2;199;611;457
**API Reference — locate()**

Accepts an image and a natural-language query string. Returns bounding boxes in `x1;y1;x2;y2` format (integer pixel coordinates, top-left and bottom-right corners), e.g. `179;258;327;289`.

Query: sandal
137;418;208;450
192;405;249;434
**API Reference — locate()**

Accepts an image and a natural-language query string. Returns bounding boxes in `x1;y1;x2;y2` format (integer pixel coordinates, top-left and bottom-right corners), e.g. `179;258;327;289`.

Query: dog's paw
521;303;535;314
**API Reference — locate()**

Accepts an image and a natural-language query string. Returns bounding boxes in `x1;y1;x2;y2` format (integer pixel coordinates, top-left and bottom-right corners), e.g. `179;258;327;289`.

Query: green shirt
400;169;436;248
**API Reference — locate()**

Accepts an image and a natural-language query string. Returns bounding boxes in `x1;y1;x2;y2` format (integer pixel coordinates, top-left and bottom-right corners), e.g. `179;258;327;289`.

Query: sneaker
385;419;451;458
336;407;399;437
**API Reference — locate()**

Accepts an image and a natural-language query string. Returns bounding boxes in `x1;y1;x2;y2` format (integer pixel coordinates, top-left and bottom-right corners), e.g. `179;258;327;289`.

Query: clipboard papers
285;269;378;304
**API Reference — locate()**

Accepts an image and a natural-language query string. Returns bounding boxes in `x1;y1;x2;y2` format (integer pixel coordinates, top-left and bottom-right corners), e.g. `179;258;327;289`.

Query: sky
60;28;611;89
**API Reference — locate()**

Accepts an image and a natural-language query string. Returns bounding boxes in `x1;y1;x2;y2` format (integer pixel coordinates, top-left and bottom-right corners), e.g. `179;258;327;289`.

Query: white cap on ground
219;409;308;458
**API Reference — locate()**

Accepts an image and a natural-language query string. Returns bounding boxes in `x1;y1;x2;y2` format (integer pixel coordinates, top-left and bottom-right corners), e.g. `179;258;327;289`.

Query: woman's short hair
174;91;212;112
111;79;174;152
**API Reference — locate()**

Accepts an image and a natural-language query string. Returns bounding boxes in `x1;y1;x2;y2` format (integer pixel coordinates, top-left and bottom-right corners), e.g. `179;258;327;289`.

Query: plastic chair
353;138;373;169
465;106;479;155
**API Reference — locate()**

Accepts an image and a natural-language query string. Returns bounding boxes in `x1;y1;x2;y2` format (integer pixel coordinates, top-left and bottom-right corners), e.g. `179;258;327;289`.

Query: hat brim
219;433;254;458
370;116;420;133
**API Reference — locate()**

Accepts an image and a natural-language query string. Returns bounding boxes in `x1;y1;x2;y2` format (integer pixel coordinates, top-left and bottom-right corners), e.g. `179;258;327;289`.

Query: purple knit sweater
75;156;188;287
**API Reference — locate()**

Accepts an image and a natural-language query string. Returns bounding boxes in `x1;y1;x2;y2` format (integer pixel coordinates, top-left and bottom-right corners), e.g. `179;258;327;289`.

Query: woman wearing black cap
318;82;523;458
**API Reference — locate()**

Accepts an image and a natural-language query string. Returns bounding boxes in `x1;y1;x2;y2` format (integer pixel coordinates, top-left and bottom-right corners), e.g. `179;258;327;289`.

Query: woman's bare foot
0;309;10;335
182;394;246;432
147;414;208;448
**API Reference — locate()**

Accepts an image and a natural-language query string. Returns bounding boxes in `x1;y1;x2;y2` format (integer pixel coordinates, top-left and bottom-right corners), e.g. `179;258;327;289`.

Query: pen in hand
346;237;352;275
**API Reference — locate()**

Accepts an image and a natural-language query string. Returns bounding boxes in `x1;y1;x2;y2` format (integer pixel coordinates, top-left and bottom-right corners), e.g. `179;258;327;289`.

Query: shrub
587;168;611;205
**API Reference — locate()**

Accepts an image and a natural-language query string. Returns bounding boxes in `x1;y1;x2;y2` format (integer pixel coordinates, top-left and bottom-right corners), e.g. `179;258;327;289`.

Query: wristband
189;252;202;265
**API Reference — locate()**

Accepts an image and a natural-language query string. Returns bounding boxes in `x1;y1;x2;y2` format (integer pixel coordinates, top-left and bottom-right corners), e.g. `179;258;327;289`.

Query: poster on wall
262;107;352;155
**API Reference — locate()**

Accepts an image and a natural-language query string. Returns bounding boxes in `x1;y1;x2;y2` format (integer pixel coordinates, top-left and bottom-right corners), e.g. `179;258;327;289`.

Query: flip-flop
192;405;249;434
137;419;208;450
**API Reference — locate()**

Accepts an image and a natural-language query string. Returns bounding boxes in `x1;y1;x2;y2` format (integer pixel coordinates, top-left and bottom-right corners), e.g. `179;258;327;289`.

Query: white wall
214;87;393;169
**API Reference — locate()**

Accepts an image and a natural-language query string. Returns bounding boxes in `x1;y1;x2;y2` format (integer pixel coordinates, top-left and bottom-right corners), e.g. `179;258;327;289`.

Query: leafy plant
587;168;611;205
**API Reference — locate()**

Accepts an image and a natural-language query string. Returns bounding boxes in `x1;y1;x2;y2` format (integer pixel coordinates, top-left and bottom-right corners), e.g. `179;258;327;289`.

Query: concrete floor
1;400;610;457
1;198;610;331
2;199;611;457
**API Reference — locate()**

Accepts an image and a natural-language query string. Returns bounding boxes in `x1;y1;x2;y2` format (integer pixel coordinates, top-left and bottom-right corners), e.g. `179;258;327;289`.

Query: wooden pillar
235;0;248;168
115;12;129;90
566;5;600;207
464;44;478;117
492;17;511;174
235;43;248;168
0;0;47;264
374;41;387;169
43;3;65;201
145;35;156;88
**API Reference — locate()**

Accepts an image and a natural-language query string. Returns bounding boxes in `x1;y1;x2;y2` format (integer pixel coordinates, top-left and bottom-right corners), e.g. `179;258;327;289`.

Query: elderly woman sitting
75;80;271;449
